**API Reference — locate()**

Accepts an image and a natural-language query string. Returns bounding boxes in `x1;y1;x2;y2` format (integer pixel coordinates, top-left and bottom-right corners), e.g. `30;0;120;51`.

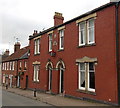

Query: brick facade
28;2;120;105
2;2;120;105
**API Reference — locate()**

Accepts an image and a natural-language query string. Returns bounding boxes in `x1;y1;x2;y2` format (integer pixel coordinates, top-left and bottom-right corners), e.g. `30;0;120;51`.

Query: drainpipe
16;60;19;87
115;2;120;105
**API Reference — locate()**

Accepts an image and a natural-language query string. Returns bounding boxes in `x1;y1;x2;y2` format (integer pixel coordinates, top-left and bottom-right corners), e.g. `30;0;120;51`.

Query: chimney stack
33;30;38;36
14;42;20;52
4;49;9;56
54;12;64;26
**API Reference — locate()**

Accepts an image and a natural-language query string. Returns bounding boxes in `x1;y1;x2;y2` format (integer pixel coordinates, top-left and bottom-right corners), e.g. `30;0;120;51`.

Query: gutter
115;2;120;105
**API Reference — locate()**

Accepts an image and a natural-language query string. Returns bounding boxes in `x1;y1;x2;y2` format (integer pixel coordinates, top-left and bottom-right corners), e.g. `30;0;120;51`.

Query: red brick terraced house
2;42;29;89
28;1;120;105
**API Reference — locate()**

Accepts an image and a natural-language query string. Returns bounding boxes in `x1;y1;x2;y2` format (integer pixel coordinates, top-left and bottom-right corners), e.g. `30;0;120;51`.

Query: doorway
48;69;52;91
9;75;13;88
25;75;28;89
59;67;64;93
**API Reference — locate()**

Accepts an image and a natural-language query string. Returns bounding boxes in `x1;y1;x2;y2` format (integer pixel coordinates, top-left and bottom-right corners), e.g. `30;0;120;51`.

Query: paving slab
2;87;110;106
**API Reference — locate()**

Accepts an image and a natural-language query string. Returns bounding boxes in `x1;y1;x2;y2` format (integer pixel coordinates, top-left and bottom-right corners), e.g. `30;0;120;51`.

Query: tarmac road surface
2;90;52;107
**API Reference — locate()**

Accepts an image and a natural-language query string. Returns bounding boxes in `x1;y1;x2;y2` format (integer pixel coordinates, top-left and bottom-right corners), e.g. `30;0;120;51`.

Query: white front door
17;76;20;87
9;75;13;88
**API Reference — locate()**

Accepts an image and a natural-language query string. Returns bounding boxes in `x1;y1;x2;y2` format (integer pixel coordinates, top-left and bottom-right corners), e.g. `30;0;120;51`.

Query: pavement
2;86;110;106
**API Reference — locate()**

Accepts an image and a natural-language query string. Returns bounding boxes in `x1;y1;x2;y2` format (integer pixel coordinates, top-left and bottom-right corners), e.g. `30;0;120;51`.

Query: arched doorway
56;60;65;94
46;61;53;91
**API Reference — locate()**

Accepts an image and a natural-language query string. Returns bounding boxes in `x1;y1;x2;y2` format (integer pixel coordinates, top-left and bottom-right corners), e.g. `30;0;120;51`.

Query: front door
48;69;52;91
9;75;13;88
25;75;28;89
17;76;20;87
59;68;64;93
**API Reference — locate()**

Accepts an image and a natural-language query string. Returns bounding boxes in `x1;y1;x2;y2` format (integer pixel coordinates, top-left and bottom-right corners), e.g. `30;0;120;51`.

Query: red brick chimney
4;49;9;56
14;42;21;52
33;30;38;36
54;12;64;26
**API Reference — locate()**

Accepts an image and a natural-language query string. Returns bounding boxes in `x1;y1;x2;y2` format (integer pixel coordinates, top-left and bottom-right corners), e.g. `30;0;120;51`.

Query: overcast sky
0;0;110;54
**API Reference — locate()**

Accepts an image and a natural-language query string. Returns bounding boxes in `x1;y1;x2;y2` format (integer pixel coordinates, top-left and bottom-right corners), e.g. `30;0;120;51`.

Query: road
2;90;52;106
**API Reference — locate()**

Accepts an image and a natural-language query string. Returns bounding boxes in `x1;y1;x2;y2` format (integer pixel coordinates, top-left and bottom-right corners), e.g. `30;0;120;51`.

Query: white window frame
4;63;6;70
79;22;86;46
12;61;15;70
78;62;95;92
33;65;40;82
10;62;12;70
87;19;95;44
59;29;64;50
49;34;52;52
2;63;4;70
34;40;37;54
34;39;40;55
88;63;95;92
78;63;86;90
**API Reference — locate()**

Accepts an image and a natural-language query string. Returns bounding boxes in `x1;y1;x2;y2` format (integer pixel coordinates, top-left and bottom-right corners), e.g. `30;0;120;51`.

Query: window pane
80;22;85;30
89;72;95;89
89;19;94;27
79;63;85;89
80;63;85;70
49;34;52;51
60;30;64;49
79;22;85;45
88;19;94;43
89;63;94;70
80;72;85;88
89;28;94;42
61;37;64;48
80;31;85;44
89;62;95;90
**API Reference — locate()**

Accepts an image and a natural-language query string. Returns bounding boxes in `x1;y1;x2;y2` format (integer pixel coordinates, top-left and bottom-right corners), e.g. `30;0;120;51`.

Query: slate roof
2;46;29;62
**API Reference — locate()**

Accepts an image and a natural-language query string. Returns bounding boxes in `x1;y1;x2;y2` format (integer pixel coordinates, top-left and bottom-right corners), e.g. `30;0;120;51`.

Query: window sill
77;43;96;48
32;81;40;83
76;89;96;95
58;49;64;52
34;53;40;56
